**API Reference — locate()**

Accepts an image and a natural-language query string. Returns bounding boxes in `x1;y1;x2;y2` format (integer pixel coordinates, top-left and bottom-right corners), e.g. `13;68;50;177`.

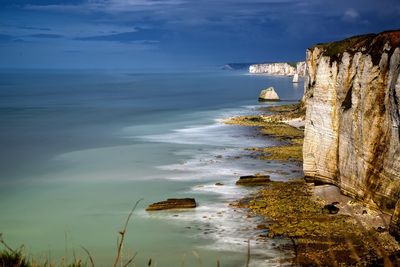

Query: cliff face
302;31;400;236
296;61;307;76
249;61;306;76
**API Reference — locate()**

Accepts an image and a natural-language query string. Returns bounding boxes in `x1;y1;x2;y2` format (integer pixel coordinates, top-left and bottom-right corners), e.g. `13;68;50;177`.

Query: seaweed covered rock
236;175;271;186
146;198;197;211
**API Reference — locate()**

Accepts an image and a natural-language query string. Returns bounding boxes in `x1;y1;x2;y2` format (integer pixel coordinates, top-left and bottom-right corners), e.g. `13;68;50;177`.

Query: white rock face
296;61;307;76
249;61;306;76
258;87;280;101
301;31;400;238
292;73;299;83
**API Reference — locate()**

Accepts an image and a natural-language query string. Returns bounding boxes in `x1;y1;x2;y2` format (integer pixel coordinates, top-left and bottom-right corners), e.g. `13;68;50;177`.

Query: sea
0;69;304;266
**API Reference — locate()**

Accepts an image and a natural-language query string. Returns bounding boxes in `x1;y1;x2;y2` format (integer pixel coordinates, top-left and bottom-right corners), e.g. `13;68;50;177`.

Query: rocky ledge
146;198;197;211
235;179;400;266
236;175;271;186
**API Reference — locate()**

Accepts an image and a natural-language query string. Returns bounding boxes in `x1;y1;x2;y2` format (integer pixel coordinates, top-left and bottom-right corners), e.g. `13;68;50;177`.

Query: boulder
236;175;271;186
258;87;280;101
146;198;197;211
323;204;339;214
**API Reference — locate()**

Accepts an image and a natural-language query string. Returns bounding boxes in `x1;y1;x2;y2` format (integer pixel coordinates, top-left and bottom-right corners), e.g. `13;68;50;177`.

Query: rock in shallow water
258;87;280;102
235;175;271;186
146;198;197;211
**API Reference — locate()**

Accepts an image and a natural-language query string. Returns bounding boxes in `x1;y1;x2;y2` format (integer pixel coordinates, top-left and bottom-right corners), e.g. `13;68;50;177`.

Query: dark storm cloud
75;28;165;43
1;0;400;69
29;33;63;38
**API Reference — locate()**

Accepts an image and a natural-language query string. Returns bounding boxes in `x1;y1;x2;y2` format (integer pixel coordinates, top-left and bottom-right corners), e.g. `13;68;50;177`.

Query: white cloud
343;8;360;21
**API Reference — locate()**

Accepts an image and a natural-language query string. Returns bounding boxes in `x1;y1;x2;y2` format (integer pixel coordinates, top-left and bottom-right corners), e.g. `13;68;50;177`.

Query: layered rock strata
302;31;400;237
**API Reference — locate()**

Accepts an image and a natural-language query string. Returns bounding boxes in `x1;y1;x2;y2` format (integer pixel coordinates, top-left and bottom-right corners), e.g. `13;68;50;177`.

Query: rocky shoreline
225;102;400;266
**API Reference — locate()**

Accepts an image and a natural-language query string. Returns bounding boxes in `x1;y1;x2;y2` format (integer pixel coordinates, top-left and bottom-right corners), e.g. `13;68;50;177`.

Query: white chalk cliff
249;61;306;76
301;31;400;238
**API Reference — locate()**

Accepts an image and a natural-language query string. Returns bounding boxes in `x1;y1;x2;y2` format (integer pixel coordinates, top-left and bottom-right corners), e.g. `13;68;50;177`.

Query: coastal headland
226;102;400;265
226;30;400;265
1;30;400;266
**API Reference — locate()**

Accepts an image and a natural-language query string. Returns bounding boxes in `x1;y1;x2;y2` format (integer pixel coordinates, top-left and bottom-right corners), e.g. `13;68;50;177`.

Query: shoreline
225;102;400;265
2;98;397;266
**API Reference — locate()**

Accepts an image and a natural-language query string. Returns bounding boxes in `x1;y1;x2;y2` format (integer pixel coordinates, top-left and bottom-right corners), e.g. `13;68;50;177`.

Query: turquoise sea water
0;70;304;266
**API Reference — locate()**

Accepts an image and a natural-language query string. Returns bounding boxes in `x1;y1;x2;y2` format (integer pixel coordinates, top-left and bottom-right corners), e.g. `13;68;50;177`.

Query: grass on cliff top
315;34;375;57
235;179;400;266
313;30;400;65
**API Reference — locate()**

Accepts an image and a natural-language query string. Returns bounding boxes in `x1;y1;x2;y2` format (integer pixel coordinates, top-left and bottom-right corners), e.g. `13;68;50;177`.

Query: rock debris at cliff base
234;179;400;266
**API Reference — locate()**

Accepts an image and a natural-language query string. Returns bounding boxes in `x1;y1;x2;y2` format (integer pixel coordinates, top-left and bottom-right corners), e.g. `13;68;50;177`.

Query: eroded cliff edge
302;30;400;237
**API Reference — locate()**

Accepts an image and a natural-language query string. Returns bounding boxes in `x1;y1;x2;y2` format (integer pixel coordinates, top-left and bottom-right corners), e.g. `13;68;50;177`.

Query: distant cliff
302;31;400;237
222;63;255;70
249;61;306;76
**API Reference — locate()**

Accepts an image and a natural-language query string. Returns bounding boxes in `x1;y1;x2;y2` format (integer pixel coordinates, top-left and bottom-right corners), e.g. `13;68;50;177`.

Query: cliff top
312;30;400;65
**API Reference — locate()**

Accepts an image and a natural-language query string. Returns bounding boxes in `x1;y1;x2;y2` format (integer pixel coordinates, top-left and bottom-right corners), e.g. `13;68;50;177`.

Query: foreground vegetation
1;201;142;267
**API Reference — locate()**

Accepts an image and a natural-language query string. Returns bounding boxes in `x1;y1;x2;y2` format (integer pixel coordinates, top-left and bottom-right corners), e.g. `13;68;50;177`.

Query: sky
0;0;400;70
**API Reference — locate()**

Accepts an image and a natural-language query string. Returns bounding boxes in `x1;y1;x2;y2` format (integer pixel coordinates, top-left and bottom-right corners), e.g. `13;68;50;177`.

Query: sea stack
292;73;299;83
258;87;280;101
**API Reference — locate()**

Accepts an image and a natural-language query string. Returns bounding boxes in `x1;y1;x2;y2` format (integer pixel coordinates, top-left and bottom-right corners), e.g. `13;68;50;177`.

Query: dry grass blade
0;233;17;254
122;252;138;267
192;250;202;266
81;246;95;267
290;237;298;266
246;239;250;267
112;199;143;267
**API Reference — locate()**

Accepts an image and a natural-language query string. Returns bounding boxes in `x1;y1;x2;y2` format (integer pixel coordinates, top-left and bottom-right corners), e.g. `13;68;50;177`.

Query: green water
0;70;303;266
